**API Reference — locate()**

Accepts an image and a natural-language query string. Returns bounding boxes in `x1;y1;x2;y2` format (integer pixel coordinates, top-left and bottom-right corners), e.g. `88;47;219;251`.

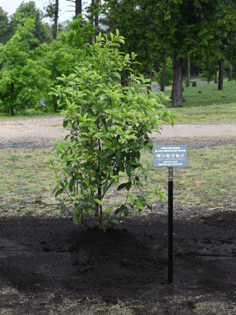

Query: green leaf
118;183;127;191
136;204;144;210
111;219;120;224
114;205;124;214
124;206;129;216
63;119;69;128
126;181;131;191
60;203;66;215
94;198;102;205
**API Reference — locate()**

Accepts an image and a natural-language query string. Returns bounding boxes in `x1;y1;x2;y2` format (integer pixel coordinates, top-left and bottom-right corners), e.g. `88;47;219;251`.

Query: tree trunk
146;63;152;94
53;95;57;112
76;0;82;17
89;0;95;43
10;107;15;116
218;60;224;90
94;0;99;35
186;56;190;87
53;0;59;40
121;71;128;87
161;53;167;92
229;62;233;81
95;185;102;228
172;55;183;107
214;66;218;83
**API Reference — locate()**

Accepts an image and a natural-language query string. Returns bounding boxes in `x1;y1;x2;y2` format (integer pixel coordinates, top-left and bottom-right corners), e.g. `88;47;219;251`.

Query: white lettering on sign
153;145;188;168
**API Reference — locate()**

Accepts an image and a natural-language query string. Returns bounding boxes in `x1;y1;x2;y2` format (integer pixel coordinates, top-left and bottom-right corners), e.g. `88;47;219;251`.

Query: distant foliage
0;19;50;115
9;1;52;47
154;57;173;87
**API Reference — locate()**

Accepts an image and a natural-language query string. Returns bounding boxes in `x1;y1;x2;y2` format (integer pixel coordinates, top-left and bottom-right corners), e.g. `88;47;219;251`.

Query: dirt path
0;115;236;151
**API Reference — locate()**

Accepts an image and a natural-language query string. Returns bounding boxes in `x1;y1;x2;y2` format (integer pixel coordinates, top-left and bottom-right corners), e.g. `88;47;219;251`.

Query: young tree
0;19;50;115
45;31;174;231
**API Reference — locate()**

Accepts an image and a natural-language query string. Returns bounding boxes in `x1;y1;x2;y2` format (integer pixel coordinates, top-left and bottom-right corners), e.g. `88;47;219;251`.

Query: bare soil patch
0;116;236;314
0;211;235;314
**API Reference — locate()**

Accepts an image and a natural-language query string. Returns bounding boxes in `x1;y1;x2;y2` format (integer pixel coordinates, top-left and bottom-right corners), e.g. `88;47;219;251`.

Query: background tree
154;56;173;89
0;8;10;44
65;0;82;18
101;0;159;83
33;15;95;112
0;19;50;116
9;1;52;47
186;57;191;88
59;14;95;48
43;0;59;40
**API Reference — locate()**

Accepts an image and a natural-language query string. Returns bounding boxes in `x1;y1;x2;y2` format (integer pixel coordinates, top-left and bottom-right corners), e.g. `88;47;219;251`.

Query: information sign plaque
153;145;188;284
153;145;188;167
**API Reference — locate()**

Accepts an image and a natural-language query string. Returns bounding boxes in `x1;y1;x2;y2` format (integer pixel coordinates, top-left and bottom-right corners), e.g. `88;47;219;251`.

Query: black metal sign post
153;145;188;284
168;167;173;284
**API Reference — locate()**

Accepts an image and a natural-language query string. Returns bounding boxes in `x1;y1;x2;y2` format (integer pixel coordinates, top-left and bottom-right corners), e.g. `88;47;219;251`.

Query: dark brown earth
0;138;236;314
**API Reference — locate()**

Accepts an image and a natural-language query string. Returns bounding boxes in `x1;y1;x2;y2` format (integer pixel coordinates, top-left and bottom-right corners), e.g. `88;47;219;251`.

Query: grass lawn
161;78;236;124
0;143;235;217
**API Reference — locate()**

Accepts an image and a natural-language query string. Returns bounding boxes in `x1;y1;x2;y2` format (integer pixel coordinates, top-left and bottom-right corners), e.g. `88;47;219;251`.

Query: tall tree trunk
214;66;218;83
161;53;167;92
76;0;82;17
229;62;233;81
10;83;15;116
53;0;59;40
91;0;94;25
53;95;57;112
121;71;128;87
10;107;15;116
186;56;190;87
94;0;99;35
172;55;183;107
146;63;152;94
89;0;95;43
218;60;224;90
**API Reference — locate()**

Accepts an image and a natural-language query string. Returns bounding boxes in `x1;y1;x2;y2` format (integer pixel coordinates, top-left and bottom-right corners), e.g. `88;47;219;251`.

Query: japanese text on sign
153;145;188;167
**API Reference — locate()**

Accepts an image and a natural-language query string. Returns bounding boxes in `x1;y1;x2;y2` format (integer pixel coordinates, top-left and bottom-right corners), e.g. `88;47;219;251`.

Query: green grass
140;144;236;209
0;144;235;215
160;78;236;124
0;109;61;121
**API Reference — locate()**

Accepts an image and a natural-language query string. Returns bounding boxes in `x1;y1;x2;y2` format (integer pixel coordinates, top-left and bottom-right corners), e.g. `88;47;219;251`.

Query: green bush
44;31;175;231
